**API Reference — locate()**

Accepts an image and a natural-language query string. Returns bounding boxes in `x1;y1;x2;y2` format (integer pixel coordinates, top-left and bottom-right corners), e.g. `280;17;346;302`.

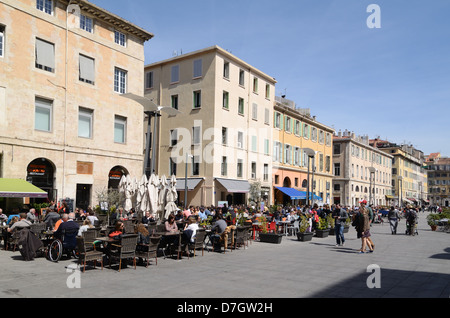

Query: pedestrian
388;206;399;234
332;204;348;246
358;201;374;254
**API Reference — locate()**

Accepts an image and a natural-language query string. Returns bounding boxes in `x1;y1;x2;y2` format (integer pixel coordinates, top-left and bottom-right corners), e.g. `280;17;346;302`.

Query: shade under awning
0;179;48;198
176;178;204;191
275;187;306;200
216;178;250;193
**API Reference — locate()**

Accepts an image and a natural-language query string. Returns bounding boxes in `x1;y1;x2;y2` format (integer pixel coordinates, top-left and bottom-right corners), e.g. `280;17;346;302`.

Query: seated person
142;211;155;225
7;213;31;233
210;214;227;251
53;213;80;250
165;214;178;233
183;216;199;244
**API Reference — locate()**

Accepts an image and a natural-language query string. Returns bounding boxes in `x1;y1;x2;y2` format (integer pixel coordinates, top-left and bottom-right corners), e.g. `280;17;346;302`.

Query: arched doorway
108;166;129;189
283;177;291;188
27;158;56;202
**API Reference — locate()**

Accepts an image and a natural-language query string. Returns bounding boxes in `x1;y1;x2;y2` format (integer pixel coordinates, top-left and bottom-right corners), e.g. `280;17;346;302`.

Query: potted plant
258;215;283;244
297;214;314;242
427;213;440;231
315;217;330;238
327;213;335;235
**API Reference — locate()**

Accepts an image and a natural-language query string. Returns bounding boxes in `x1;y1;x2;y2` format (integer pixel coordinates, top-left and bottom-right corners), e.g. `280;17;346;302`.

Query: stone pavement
0;211;449;299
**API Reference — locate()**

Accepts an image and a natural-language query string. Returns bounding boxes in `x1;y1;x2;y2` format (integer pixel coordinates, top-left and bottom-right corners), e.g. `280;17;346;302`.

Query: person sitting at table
210;214;227;252
7;213;31;233
183;216;199;244
165;214;178;233
53;213;79;239
44;208;61;229
78;218;94;236
142;211;155;225
108;221;124;240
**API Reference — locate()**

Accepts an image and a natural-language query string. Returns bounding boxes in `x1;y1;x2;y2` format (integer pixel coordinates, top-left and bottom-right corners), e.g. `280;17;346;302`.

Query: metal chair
233;226;247;250
109;234;138;272
76;236;104;273
287;220;299;236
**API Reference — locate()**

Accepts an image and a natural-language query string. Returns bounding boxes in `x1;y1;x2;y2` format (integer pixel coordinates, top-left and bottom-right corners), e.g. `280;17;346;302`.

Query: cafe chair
76;236;104;273
188;228;206;257
109;234;138;272
233;226;247;250
135;235;161;267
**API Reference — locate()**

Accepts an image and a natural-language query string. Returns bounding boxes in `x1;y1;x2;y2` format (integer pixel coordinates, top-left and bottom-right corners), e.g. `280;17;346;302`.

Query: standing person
332;204;348;247
362;200;375;250
358;202;373;254
388;206;400;234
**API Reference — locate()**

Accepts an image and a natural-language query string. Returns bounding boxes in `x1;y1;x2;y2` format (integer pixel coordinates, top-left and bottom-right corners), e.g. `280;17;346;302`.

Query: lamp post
120;93;181;176
397;175;403;209
368;167;376;206
184;153;193;209
304;148;316;207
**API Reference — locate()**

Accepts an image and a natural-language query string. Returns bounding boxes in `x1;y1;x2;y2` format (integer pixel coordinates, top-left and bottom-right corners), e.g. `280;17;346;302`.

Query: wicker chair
30;223;46;239
108;234;138;272
234;226;247;250
76;236;104;273
123;220;135;234
188;228;206;257
82;228;100;251
135;235;161;267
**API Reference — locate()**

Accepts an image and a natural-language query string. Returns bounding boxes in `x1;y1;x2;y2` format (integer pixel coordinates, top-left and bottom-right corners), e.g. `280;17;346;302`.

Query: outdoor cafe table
277;221;291;236
154;230;186;259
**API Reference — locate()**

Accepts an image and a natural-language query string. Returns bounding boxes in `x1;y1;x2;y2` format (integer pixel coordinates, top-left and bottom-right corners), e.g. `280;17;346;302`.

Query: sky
91;0;450;157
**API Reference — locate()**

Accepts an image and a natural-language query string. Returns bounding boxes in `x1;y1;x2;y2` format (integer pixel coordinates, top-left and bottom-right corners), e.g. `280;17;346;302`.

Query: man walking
388;206;400;234
332;204;348;246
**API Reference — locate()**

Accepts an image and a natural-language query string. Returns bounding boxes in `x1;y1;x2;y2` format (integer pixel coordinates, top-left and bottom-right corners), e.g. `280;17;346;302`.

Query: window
238;98;244;115
78;107;93;138
333;144;341;155
79;55;95;85
237;159;243;178
251;162;256;179
285;117;291;132
264;139;270;155
264;108;270;125
169;158;177;176
294;120;300;135
192;156;200;176
170;129;178;146
326;133;331;146
239;69;245;86
274;112;282;129
114;30;126;46
326;156;331;172
114;115;126;144
285;144;292;164
145;72;153;89
223;62;230;79
221;157;227;176
303;124;309;139
193;90;201;108
253;77;258;93
264;164;269;182
334;163;341;176
80;14;93;33
35;38;55;72
251;136;257;152
237;131;244;149
222;91;229;109
252;103;258;120
273;141;282;162
222;127;228;146
35;97;52;132
114;68;127;93
265;84;270;99
311;127;317;142
171;65;179;83
37;0;53;15
193;59;202;78
319;130;324;144
171;95;178;110
294;148;301;166
192;126;201;145
0;25;4;57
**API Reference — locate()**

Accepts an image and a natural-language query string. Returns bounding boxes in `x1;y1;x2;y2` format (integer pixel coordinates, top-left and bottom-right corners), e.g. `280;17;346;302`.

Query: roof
62;0;154;41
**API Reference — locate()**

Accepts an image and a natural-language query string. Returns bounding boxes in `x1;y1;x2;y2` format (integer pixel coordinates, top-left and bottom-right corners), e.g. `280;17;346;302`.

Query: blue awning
275;187;306;200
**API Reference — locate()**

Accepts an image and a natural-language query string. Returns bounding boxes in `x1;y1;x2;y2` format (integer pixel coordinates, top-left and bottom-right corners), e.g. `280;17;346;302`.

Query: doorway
76;184;91;211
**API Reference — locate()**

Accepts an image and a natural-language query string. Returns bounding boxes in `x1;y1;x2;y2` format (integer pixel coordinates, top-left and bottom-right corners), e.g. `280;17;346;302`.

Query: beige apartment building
371;139;428;207
333;130;394;207
272;96;335;206
144;46;276;207
0;0;153;210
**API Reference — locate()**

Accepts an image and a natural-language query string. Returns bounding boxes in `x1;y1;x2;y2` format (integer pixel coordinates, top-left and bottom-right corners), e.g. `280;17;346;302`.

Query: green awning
0;179;48;198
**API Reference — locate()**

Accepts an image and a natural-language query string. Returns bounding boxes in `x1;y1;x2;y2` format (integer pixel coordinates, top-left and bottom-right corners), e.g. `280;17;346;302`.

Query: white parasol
124;175;133;212
164;175;178;219
157;175;168;220
148;173;159;216
136;174;149;213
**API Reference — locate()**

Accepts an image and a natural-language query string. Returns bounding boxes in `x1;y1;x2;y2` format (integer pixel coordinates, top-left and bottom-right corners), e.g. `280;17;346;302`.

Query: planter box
329;228;335;235
297;232;314;242
315;229;330;238
259;233;283;244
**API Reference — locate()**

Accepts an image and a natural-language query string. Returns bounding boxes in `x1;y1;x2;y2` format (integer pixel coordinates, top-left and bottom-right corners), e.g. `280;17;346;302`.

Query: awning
176;178;204;191
407;198;417;203
216;178;250;193
275;187;306;200
0;178;48;198
385;195;398;200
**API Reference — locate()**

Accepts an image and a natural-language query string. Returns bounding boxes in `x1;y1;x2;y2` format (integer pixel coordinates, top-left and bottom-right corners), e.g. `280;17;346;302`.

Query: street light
120;93;181;176
304;148;316;207
368;167;376;206
397;175;403;209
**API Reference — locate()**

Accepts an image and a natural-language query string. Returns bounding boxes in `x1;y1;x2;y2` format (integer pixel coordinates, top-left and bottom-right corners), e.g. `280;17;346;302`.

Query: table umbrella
137;174;149;213
157;175;168;221
164;175;178;219
148;173;159;216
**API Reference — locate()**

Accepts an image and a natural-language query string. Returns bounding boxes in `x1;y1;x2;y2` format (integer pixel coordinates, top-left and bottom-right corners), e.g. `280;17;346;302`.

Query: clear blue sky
91;0;450;157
